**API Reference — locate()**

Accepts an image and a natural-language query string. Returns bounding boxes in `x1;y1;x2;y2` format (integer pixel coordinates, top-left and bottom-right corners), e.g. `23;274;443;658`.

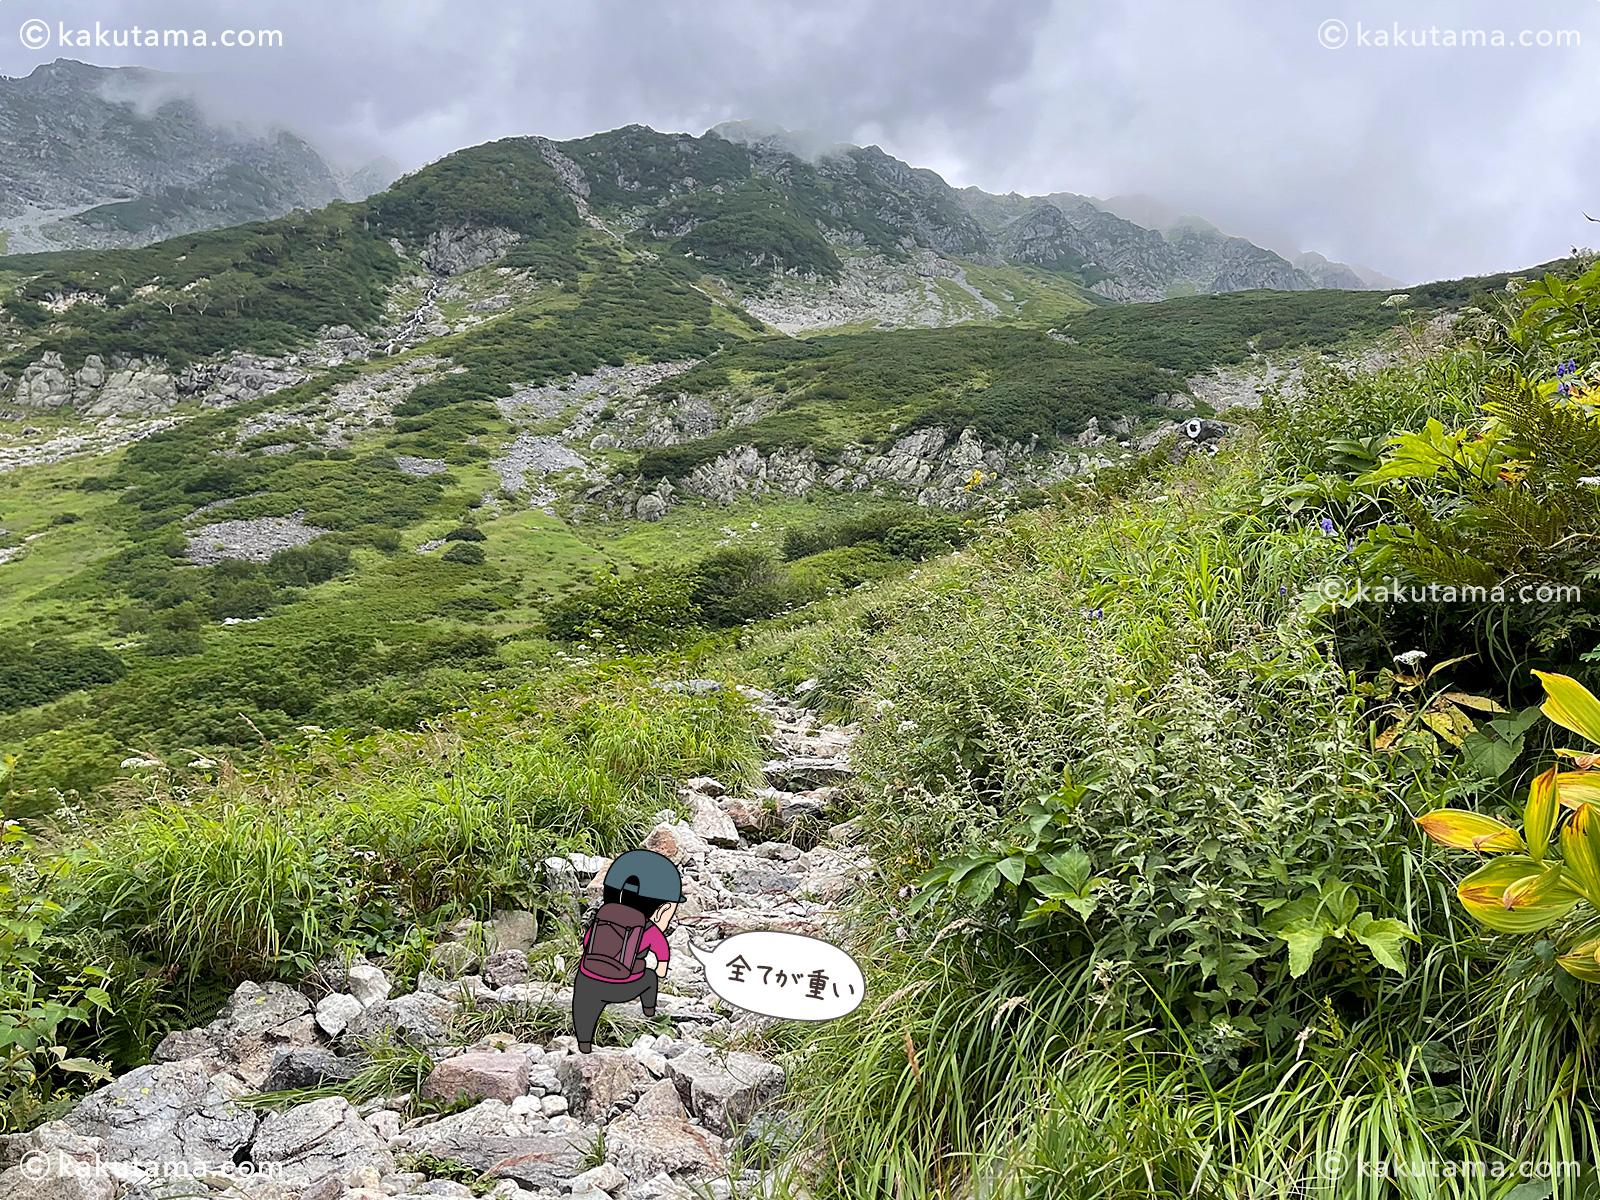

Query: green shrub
544;570;699;650
689;547;790;627
0;641;126;714
439;542;486;566
143;630;205;657
443;526;487;542
265;541;353;587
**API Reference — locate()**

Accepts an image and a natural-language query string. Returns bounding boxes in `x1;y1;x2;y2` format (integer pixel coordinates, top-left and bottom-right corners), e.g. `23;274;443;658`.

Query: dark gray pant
571;969;658;1044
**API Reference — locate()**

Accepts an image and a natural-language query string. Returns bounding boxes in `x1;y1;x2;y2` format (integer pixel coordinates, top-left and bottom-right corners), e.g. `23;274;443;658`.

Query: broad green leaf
1320;881;1359;927
943;858;987;889
1261;894;1320;933
995;855;1027;886
1523;766;1559;862
1348;912;1413;974
1457;856;1577;934
54;1057;113;1081
1532;671;1600;746
1018;899;1061;928
1415;809;1524;852
80;987;113;1012
959;863;1002;905
1278;922;1326;978
1459;728;1522;779
1059;891;1102;919
1040;850;1092;890
1560;803;1600;904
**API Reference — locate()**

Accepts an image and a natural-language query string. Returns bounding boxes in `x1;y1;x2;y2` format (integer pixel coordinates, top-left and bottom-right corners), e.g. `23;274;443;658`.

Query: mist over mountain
0;59;398;254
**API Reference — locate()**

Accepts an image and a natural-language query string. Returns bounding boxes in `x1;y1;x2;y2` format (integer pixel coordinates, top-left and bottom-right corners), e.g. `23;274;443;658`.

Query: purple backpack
580;899;648;980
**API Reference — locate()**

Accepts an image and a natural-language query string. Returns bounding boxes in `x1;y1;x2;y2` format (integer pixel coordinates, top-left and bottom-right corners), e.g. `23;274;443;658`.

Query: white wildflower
1394;650;1428;667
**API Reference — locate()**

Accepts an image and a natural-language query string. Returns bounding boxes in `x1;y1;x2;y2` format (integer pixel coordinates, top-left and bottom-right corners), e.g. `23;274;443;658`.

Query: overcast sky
3;0;1597;284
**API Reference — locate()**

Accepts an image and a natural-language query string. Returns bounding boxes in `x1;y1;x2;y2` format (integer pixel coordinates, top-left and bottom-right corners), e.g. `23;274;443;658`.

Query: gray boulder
0;1123;119;1200
482;950;530;990
315;992;363;1038
401;1100;586;1191
251;1096;394;1188
64;1060;257;1165
557;1050;649;1122
206;981;320;1087
665;1050;785;1137
489;909;539;954
263;1047;370;1093
601;1114;723;1179
340;990;453;1050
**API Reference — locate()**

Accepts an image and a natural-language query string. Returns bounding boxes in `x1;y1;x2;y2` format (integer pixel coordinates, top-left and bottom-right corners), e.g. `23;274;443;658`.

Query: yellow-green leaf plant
1416;671;1600;978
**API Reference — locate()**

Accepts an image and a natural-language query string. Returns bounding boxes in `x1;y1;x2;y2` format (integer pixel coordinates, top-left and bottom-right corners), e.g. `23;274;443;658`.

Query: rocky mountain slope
0;59;397;253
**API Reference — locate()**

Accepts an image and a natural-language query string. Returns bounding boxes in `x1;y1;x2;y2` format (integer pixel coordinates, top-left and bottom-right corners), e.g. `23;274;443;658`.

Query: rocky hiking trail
0;689;870;1200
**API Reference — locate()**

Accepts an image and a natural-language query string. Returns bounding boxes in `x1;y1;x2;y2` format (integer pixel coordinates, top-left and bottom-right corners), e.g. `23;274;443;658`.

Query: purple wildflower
1319;517;1336;535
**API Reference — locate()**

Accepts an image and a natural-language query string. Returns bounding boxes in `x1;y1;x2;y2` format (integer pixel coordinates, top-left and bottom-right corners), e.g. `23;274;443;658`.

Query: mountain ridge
0;59;398;254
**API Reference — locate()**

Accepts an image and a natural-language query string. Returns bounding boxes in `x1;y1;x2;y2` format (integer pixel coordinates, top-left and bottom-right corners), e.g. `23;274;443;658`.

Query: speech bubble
689;931;865;1022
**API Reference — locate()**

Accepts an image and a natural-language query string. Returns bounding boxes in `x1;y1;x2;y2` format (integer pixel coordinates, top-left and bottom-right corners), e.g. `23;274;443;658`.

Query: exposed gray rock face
251;1097;395;1187
422;226;523;275
12;352;178;415
987;194;1313;302
64;1060;257;1164
493;435;590;504
0;1122;120;1199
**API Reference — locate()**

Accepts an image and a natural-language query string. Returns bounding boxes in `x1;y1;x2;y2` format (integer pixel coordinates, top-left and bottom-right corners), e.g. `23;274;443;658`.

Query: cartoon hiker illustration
572;849;684;1053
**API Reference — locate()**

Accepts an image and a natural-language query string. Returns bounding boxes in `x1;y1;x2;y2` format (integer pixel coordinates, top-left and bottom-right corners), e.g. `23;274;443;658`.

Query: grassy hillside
1;251;1596;1194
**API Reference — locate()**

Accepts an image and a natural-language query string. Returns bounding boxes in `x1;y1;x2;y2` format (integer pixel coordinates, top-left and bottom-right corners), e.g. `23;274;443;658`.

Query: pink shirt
580;923;670;983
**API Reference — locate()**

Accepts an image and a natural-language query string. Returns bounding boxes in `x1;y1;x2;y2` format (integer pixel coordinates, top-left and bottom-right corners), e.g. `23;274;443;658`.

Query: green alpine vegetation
2;113;1599;1198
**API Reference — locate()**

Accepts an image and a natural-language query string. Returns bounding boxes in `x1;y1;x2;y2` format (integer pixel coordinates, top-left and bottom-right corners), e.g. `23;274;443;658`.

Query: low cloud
2;0;1595;283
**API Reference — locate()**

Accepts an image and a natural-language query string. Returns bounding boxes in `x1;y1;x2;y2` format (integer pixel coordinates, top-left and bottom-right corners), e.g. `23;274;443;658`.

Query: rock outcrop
12;352;178;415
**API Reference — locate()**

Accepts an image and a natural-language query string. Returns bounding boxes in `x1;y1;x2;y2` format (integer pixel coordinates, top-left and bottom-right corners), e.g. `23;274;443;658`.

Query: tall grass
754;441;1598;1197
59;670;764;983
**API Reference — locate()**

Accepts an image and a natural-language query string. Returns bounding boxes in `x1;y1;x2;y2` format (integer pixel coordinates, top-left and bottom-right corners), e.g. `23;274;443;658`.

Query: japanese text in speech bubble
689;931;865;1021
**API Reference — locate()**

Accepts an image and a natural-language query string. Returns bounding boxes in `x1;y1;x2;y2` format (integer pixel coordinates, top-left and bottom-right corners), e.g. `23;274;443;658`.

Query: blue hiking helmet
604;849;686;904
